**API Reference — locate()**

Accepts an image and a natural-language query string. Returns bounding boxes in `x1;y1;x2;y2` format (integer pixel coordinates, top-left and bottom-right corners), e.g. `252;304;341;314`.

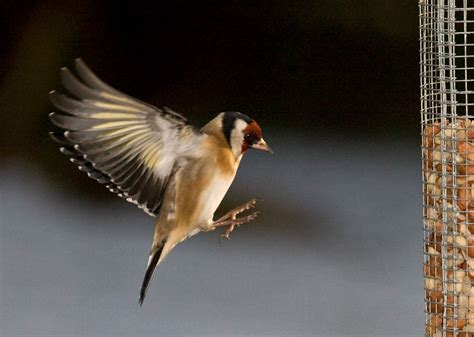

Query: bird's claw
221;220;237;241
214;198;258;224
214;200;260;242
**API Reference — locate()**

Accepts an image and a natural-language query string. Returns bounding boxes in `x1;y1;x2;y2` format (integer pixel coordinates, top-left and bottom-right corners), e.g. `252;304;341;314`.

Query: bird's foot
215;198;258;223
213;198;259;241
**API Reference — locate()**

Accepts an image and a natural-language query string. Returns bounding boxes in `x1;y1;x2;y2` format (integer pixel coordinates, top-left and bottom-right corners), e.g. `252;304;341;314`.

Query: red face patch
241;121;263;153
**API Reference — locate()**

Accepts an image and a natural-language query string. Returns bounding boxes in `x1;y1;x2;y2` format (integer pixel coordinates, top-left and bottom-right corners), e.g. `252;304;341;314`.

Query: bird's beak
252;138;273;154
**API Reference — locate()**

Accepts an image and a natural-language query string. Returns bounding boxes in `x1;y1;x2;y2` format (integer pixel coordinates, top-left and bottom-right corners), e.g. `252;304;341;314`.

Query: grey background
1;134;423;336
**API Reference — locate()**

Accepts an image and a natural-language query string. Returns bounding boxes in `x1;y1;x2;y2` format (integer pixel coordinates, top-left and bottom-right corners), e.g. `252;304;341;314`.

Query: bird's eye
244;133;251;141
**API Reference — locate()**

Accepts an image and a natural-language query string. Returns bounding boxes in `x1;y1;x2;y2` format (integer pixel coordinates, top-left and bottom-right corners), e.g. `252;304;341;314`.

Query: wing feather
49;59;202;216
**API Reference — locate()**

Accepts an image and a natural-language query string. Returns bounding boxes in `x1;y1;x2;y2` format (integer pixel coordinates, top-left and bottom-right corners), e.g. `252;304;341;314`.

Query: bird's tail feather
139;245;164;306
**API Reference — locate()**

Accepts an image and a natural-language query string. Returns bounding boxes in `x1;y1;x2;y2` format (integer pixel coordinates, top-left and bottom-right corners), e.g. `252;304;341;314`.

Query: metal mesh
421;0;474;335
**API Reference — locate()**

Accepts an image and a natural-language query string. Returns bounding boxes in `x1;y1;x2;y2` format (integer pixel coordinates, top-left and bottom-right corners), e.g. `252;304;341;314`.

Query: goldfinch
48;59;272;306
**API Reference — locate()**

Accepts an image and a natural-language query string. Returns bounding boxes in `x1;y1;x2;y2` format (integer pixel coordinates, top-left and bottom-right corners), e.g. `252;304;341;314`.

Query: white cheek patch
230;119;248;156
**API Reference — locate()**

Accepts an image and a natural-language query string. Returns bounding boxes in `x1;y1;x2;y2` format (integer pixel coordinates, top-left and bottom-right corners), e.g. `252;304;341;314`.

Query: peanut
459;142;474;162
469;313;474;326
423;120;474;333
469;237;474;258
424;123;441;147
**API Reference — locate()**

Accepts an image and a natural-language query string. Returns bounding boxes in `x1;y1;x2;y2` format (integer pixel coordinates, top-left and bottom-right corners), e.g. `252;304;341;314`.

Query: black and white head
221;112;272;157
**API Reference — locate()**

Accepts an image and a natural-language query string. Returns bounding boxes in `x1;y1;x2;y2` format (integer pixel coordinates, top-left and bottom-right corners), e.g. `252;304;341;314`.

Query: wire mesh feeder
421;1;474;336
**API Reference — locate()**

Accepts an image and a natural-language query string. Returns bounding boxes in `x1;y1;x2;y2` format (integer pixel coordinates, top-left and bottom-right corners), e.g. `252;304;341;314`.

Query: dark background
1;1;422;336
1;0;418;174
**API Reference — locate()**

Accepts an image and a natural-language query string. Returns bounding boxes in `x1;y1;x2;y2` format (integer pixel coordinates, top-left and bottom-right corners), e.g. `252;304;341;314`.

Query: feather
139;245;164;306
49;60;203;216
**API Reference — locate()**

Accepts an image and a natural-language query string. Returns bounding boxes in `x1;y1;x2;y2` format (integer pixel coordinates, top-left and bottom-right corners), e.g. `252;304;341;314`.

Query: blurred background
1;1;421;336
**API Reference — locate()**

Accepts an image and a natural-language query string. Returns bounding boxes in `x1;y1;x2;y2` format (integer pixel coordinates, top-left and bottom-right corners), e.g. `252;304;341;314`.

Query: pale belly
179;147;241;239
183;175;234;239
197;174;235;226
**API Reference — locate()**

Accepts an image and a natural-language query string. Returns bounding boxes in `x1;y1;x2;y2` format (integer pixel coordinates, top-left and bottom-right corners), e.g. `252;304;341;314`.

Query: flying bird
48;59;272;305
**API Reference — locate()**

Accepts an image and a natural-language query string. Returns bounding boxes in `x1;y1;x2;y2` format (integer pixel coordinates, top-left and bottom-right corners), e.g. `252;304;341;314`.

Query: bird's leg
213;198;259;241
214;198;258;223
218;212;260;241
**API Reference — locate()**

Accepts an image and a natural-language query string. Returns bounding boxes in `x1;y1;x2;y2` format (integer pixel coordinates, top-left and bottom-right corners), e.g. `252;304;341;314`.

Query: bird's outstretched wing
49;59;202;216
